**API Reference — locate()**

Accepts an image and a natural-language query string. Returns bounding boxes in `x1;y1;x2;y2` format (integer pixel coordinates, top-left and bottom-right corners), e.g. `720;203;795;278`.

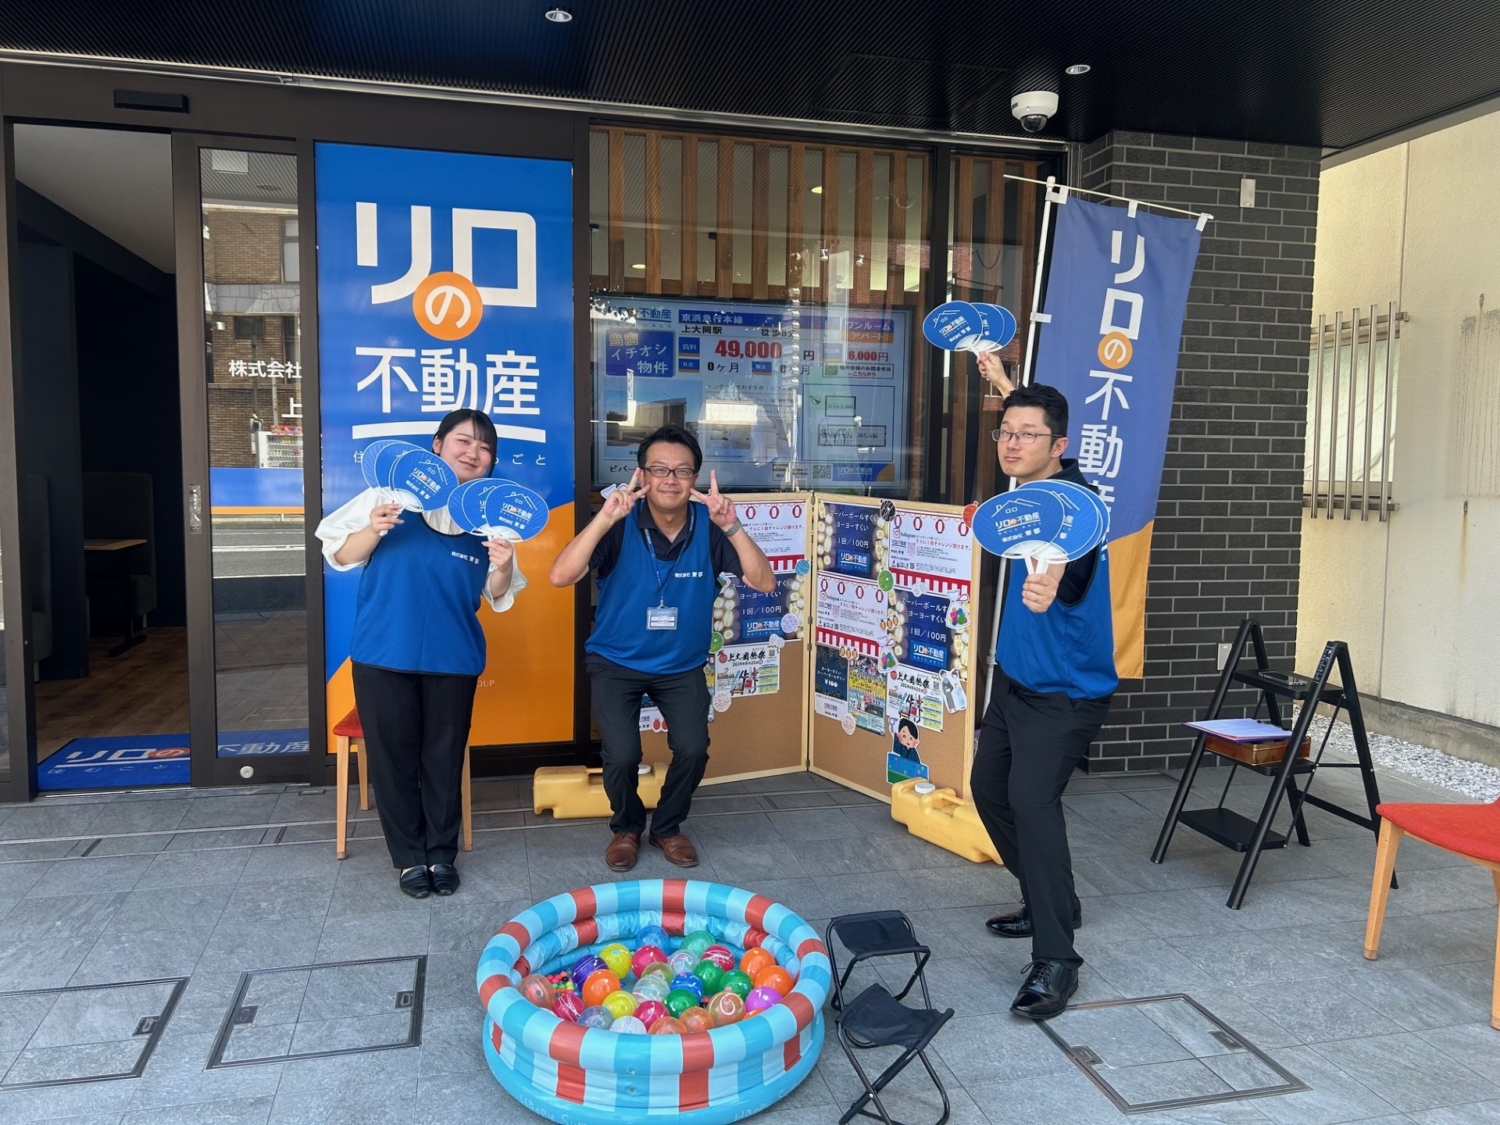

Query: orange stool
332;708;473;860
1364;795;1500;1029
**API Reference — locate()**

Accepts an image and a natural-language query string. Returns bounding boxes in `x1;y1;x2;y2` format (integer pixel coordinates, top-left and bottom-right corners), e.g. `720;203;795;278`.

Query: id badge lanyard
644;504;694;630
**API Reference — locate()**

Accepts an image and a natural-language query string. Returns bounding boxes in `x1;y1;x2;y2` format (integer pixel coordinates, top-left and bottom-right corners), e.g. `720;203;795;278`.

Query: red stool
1364;795;1500;1029
331;708;472;860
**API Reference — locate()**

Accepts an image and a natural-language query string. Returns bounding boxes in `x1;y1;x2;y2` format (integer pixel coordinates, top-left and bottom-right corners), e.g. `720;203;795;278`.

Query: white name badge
646;605;679;630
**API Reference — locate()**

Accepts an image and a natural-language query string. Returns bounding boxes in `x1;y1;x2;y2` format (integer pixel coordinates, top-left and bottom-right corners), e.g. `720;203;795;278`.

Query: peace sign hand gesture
691;470;739;531
600;469;648;525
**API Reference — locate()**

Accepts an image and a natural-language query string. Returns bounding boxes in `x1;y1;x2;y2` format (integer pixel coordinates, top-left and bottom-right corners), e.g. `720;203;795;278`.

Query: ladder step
1177;807;1287;853
1232;668;1345;704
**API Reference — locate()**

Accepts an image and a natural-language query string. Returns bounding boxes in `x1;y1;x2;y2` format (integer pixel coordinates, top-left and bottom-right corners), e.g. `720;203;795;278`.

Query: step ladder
1151;618;1387;909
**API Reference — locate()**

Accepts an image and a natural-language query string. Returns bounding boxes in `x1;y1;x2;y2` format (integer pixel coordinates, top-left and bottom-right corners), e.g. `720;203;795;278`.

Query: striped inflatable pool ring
476;878;830;1125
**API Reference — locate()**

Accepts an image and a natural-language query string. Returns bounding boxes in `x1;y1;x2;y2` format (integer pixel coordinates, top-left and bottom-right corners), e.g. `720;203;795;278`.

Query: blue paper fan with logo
447;478;549;541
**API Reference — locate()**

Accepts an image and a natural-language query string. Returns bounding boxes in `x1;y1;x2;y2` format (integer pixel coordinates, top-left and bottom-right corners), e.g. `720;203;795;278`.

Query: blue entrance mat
40;729;311;791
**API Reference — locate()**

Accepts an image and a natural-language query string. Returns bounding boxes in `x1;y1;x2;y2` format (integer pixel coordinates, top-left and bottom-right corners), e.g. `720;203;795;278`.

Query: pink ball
519;974;553;1008
631;945;668;979
633;999;667;1029
743;986;782;1014
701;945;735;972
552;991;586;1022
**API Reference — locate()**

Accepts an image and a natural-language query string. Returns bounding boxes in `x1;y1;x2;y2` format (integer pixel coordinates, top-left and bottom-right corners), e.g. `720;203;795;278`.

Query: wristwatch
724;518;743;537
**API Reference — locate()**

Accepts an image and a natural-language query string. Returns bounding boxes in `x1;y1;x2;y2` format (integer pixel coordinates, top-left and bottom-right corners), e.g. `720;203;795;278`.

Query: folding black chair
825;911;957;1125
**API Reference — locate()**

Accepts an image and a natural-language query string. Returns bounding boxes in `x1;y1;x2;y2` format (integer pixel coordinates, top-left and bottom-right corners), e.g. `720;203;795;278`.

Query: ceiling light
544;7;572;22
1065;63;1091;75
810;185;823;194
630;263;646;270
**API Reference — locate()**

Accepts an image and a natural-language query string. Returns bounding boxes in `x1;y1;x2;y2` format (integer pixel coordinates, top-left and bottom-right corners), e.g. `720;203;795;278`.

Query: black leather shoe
1010;959;1078;1020
429;863;460;896
398;866;432;899
985;897;1083;938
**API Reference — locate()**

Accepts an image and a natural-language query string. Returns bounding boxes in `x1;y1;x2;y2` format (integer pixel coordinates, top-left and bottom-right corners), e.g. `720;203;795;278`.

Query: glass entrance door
175;135;318;785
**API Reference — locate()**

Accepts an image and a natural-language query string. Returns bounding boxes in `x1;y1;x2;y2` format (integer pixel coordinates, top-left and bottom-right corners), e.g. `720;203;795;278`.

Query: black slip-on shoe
429;863;460;896
399;866;432;899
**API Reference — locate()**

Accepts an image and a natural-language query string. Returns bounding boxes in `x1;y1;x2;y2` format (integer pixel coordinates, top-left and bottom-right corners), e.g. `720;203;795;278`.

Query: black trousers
589;661;710;838
351;662;477;869
970;668;1112;967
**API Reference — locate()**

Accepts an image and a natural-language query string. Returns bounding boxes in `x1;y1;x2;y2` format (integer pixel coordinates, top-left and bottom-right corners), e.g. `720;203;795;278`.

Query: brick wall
1079;132;1320;772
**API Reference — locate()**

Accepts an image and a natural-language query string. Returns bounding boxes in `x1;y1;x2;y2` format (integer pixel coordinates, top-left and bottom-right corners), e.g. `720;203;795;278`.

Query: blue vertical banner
1031;196;1202;678
316;142;575;749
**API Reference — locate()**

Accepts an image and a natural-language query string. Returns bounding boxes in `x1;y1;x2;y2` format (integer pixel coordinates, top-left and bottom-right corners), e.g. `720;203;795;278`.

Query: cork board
806;496;982;801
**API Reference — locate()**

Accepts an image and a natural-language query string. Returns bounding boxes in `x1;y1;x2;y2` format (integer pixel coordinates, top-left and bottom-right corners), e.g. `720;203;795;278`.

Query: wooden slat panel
607;127;625;291
1017;161;1038;377
949;155;975;500
680;133;698;298
819;147;839;295
751;142;770;300
853;148;873;306
644;132;662;292
984;158;1004;302
716;137;734;299
787;145;805;300
885;152;904;302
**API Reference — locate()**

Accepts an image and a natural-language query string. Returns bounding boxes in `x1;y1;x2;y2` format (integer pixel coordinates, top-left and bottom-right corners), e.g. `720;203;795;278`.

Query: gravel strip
1296;708;1500;802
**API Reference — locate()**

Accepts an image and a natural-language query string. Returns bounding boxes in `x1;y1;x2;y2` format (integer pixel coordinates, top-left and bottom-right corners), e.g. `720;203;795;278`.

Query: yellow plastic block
533;764;668;819
889;779;1003;865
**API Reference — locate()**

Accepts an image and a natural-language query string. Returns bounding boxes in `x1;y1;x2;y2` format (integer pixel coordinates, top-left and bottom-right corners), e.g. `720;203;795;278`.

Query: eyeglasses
644;465;696;480
991;429;1057;445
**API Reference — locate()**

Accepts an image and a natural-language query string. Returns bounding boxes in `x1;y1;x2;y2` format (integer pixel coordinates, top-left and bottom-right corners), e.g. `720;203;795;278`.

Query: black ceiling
5;0;1500;150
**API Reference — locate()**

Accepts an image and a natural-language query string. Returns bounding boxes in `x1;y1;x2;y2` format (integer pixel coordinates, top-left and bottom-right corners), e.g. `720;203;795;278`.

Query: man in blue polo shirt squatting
971;355;1118;1021
551;425;775;872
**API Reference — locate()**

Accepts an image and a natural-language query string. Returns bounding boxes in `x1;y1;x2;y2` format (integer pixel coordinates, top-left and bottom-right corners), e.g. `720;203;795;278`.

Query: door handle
188;483;203;534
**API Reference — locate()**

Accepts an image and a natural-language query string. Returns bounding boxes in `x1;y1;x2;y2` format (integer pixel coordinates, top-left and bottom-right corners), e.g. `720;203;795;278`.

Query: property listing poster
591;297;913;493
812;499;976;789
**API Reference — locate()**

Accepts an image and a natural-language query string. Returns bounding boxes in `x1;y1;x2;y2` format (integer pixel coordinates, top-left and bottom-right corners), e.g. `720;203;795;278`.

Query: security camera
1011;90;1059;134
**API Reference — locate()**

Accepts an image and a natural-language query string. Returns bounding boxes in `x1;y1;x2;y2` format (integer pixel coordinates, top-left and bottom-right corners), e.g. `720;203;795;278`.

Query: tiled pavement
0;759;1497;1124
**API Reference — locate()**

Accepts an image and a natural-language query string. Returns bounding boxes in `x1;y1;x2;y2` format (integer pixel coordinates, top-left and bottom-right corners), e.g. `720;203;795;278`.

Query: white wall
1300;113;1500;728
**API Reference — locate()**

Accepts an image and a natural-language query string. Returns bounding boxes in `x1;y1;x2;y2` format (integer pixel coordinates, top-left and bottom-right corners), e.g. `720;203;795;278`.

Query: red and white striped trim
766;554;803;573
890;568;970;597
815;628;880;656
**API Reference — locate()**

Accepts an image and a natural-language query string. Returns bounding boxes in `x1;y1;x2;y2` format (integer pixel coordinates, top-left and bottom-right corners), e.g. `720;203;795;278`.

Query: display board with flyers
807;496;982;800
637;495;812;782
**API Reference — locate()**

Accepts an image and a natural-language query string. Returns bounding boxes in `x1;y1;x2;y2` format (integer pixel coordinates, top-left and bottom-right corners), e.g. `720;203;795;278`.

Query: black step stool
825;911;956;1125
1151;618;1387;909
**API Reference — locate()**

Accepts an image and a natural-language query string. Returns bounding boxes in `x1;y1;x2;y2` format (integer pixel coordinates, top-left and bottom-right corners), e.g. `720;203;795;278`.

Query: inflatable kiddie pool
476;879;829;1125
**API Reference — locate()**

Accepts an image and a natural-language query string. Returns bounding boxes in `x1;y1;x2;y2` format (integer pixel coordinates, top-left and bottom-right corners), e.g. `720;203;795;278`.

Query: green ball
692;959;725;994
664;988;699;1019
720;970;753;999
681;930;715;956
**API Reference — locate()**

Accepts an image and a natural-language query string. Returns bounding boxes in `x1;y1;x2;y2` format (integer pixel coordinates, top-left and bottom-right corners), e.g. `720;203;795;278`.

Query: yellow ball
599;943;633;978
602;990;637;1020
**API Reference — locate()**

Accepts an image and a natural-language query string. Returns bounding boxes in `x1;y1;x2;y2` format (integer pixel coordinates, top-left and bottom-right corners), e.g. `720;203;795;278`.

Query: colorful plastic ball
720;970;753;999
664;988;698;1019
519;974;554;1008
631;945;668;978
692;960;726;995
639;960;674;982
635;924;670;950
701;945;735;972
552;991;586;1022
739;948;775;979
707;989;745;1025
631;974;670;1003
744;986;781;1014
670;973;705;1002
680;1006;714;1034
582;969;622;1008
681;930;716;956
754;965;795;997
547;971;573;992
668;949;700;976
649;1016;686;1035
599;942;633;979
610;1015;648;1034
570;955;607;991
578;1005;614;1029
633;999;667;1029
602;989;637;1020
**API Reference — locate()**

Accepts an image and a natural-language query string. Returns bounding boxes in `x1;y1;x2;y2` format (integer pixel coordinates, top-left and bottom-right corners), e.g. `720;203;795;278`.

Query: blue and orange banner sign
1032;196;1202;678
316;142;575;750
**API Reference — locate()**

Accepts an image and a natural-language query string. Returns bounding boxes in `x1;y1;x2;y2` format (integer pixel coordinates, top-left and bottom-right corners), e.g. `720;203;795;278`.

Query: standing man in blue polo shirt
970;361;1118;1021
551;426;775;871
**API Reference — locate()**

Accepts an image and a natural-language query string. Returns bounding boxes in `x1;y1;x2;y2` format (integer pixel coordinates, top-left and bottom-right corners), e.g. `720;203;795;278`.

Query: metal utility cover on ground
1037;994;1306;1114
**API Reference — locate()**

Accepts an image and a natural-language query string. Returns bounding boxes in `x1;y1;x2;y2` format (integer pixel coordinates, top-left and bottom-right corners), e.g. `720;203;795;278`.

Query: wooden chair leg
356;738;370;811
1363;820;1403;959
462;744;473;853
335;735;350;860
1491;870;1500;1030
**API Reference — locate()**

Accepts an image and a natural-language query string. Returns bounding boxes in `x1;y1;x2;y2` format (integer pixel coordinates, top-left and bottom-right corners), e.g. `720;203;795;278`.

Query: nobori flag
1032;195;1202;678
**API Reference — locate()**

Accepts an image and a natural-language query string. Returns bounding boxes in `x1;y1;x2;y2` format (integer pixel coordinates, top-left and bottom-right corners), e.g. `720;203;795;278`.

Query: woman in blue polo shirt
316;408;524;899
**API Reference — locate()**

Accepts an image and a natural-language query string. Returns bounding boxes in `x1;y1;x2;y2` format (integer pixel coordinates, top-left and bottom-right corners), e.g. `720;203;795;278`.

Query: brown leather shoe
648;832;699;868
605;832;641;872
